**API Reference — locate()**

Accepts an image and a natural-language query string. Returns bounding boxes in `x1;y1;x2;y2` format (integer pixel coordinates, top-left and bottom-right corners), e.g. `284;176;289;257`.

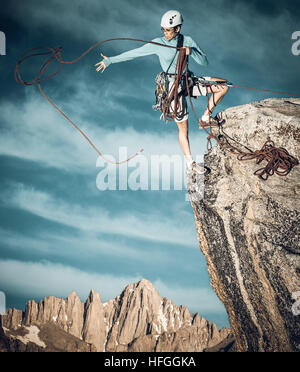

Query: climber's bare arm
94;48;190;72
95;53;108;73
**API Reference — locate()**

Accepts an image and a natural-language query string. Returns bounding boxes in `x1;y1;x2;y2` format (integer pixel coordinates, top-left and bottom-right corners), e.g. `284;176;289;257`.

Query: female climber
95;10;229;174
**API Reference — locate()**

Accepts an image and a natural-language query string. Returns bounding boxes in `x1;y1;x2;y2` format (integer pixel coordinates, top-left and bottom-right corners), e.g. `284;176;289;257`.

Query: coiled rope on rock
15;38;299;178
208;128;299;180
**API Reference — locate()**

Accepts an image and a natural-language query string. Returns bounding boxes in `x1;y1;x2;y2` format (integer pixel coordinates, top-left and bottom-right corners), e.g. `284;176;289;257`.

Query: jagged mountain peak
123;278;157;294
0;278;231;352
86;289;101;303
67;290;78;299
137;278;155;288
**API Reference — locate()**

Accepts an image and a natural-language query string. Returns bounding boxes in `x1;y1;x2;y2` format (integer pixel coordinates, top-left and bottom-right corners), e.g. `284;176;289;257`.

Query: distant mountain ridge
0;278;232;352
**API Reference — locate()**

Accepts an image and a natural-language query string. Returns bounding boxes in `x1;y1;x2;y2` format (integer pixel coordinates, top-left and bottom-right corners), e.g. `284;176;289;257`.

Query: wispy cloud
1;182;198;247
0;226;144;261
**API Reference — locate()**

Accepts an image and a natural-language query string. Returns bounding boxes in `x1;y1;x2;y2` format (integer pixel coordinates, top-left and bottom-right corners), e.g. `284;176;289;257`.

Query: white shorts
170;76;211;123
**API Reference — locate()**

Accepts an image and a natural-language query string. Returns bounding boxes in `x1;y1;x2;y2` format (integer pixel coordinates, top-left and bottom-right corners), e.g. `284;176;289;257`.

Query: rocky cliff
0;279;230;352
188;98;300;352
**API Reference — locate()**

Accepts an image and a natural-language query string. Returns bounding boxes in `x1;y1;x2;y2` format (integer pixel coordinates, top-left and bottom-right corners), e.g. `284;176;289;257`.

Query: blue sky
0;0;299;329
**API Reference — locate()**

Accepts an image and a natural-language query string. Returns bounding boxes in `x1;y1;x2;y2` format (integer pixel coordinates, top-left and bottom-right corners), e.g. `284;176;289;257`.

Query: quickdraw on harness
152;71;169;113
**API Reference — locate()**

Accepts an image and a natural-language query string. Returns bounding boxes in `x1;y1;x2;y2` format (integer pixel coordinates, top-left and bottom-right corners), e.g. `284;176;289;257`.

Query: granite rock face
189;98;300;352
0;279;230;352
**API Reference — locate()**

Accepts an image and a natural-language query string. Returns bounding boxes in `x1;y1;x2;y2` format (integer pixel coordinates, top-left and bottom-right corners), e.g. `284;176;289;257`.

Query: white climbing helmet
161;10;183;28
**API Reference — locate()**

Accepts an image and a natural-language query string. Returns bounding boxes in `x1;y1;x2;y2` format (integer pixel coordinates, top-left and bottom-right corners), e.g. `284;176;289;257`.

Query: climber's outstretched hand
95;53;108;73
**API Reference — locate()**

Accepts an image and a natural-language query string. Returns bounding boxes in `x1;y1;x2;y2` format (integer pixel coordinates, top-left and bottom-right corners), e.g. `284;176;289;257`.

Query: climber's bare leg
203;78;229;117
176;119;206;173
176;119;192;159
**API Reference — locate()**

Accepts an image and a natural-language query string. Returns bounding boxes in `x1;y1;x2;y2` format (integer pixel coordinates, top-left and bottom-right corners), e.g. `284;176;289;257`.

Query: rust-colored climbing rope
230;85;300;96
14;39;180;164
161;48;189;121
207;124;299;180
238;141;299;180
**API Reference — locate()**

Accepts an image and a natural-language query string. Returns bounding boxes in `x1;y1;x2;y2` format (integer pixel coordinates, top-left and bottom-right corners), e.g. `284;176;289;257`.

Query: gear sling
152;34;185;114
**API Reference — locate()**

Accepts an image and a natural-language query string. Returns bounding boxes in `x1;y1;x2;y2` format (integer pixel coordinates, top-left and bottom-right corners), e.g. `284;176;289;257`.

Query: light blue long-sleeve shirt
103;34;208;74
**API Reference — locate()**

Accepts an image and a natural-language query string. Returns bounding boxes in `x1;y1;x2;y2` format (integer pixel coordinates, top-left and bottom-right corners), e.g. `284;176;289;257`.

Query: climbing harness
152;33;184;116
15;37;299;177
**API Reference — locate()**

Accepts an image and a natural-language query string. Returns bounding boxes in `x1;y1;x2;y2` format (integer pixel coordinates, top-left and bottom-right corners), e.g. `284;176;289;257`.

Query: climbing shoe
190;161;210;176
